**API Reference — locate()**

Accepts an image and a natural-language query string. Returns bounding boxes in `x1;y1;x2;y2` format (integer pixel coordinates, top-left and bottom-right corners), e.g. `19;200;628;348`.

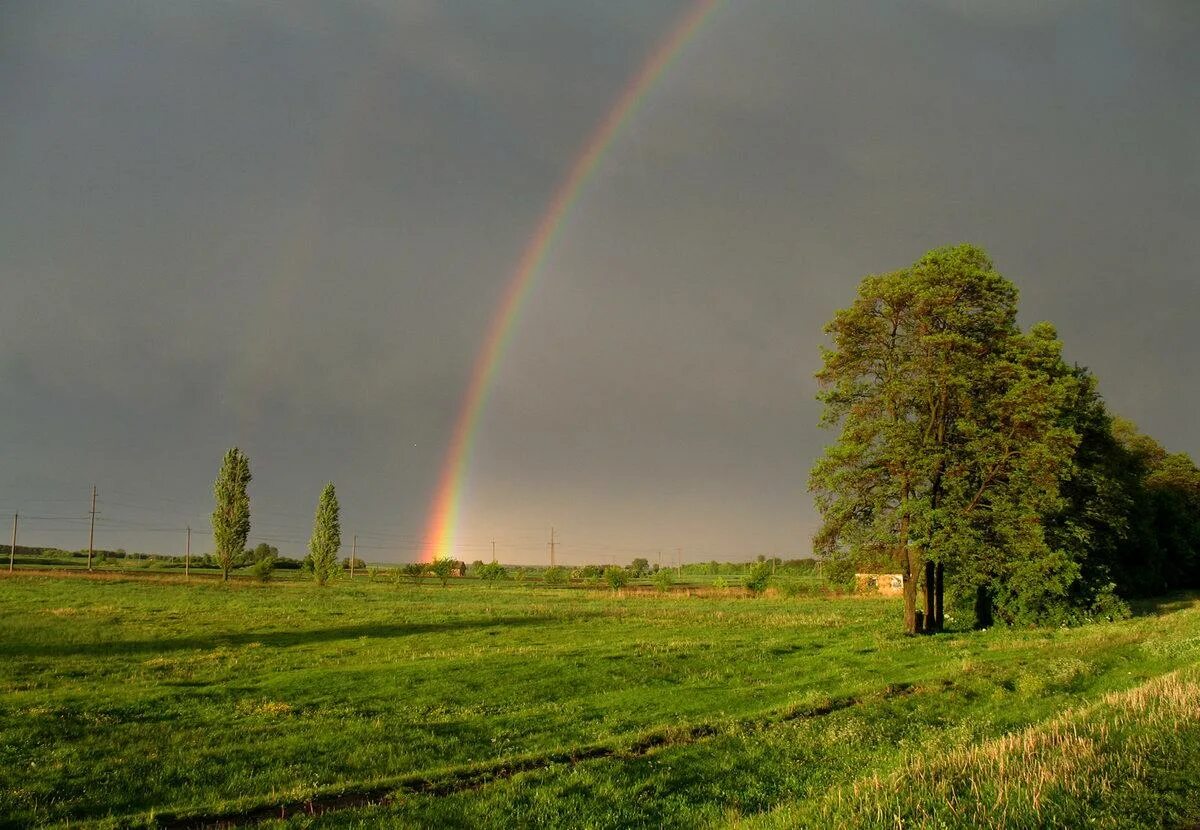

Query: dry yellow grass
743;669;1200;829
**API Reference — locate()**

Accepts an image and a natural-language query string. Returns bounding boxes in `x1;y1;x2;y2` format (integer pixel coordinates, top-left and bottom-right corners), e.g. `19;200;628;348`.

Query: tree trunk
973;585;993;629
923;560;936;630
902;546;922;635
934;562;944;630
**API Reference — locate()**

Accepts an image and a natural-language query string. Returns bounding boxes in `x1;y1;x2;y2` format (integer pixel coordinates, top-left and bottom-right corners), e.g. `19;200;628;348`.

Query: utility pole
87;485;97;572
677;547;683;576
491;539;496;564
548;527;556;568
185;526;191;579
9;513;16;574
657;550;662;569
350;534;357;578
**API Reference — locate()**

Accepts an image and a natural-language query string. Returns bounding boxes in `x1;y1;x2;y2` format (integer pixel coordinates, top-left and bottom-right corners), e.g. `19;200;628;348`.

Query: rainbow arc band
420;0;723;562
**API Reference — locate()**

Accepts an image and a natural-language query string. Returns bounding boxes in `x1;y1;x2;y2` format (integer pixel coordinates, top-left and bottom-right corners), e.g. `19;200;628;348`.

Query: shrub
402;562;426;585
476;562;508;583
712;576;728;590
251;556;274;583
604;566;628;592
744;561;772;596
653;568;674;594
1090;583;1132;622
367;566;381;582
430;557;455;587
542;566;567;586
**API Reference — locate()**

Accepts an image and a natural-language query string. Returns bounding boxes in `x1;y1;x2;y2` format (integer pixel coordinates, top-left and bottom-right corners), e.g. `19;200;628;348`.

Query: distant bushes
603;566;628;592
475;562;508;583
744;562;773;596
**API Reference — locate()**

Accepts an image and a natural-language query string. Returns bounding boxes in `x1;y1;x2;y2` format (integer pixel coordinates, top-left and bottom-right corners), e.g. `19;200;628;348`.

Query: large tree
308;483;342;586
212;448;252;582
811;245;1079;632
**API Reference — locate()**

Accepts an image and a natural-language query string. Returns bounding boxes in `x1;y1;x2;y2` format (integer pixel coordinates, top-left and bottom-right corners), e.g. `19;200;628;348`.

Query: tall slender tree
308;483;341;586
212;448;252;582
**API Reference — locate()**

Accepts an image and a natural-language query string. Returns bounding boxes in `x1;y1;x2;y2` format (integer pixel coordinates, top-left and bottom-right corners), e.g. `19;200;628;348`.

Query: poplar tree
309;483;341;586
212;448;252;582
811;245;1079;632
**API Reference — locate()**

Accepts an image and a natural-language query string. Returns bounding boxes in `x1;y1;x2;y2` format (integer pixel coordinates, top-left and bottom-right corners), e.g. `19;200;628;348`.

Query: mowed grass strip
0;573;1198;828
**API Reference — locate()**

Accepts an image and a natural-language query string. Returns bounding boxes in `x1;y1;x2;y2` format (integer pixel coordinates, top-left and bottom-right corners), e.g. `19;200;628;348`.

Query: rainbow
420;0;723;561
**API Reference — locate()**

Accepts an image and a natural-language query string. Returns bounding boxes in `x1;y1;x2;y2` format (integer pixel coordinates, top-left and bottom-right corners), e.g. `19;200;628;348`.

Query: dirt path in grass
156;682;922;829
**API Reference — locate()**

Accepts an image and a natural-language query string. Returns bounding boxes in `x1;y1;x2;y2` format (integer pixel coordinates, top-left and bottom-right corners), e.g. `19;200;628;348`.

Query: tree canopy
811;244;1197;632
308;483;341;586
211;448;252;582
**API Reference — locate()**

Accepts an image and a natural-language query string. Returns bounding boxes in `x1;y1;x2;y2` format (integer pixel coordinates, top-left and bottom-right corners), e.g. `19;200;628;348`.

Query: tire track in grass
154;682;922;829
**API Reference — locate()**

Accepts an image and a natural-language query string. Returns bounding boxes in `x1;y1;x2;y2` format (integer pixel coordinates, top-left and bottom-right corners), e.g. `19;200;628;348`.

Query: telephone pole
491;539;496;564
9;513;16;574
548;527;556;568
184;526;191;579
87;485;97;572
350;534;358;578
677;547;683;576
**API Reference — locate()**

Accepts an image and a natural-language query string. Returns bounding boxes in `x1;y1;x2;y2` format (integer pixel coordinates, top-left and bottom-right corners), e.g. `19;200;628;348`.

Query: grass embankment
0;572;1197;828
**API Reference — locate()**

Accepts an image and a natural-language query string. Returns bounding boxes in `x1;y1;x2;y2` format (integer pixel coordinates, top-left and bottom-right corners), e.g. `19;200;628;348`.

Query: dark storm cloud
2;1;1197;562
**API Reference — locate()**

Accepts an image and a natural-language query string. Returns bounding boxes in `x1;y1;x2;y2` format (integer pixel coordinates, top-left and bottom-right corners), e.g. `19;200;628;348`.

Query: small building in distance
855;573;905;596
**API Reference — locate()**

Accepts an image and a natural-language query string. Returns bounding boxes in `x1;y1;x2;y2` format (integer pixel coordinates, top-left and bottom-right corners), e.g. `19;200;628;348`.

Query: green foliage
367;566;381;582
247;543;278;565
542;566;567;586
430;556;456;587
712;576;728;590
308;483;341;587
211;447;252;582
744;561;772;596
250;555;274;583
475;562;508;583
403;562;427;586
652;568;674;594
628;558;651;579
603;566;627;592
811;245;1084;631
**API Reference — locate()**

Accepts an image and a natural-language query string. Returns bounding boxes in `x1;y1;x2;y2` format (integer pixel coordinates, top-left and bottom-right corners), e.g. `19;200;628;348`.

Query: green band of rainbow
420;0;723;561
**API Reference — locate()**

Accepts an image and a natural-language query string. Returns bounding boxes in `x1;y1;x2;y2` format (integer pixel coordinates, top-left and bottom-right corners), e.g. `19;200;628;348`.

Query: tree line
812;244;1200;633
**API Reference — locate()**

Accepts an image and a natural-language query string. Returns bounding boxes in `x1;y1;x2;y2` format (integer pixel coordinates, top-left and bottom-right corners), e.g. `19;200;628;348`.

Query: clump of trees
812;244;1200;633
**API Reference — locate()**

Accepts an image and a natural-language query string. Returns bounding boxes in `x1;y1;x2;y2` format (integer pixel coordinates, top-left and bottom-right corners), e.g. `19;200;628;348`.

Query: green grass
1;572;1198;828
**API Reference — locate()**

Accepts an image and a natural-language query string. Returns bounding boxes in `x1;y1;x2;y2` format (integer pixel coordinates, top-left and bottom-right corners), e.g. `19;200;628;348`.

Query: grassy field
1;572;1198;828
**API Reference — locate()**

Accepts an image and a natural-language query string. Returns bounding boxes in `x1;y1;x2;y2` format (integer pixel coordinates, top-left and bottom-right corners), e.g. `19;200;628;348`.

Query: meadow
1;571;1198;829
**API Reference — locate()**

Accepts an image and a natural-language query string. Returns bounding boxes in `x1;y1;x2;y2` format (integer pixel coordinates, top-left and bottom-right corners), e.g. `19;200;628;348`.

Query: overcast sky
3;1;1198;564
